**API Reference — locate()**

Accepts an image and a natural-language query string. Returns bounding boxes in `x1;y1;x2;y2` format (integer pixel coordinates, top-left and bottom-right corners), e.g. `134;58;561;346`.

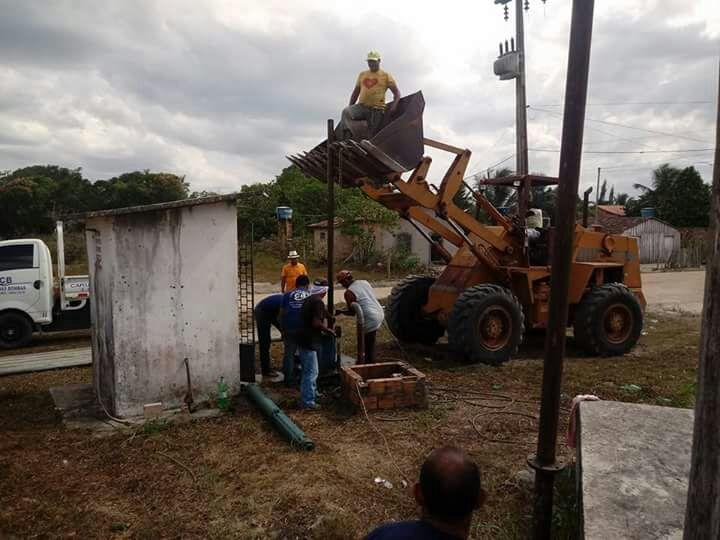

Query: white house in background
596;206;681;264
308;209;458;266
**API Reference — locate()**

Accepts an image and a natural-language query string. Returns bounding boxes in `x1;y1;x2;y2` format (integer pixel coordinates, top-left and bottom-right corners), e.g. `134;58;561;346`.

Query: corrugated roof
596;212;646;234
307;218;344;228
598;205;626;216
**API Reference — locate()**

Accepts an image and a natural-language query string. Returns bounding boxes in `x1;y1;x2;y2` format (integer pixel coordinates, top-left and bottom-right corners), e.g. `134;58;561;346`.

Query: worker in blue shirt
254;293;284;377
279;274;311;386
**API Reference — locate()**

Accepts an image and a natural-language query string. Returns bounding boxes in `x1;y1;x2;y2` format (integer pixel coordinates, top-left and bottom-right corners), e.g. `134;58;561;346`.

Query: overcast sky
0;0;718;196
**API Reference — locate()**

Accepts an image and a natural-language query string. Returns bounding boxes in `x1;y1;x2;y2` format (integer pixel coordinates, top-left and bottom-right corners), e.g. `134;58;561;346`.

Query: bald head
417;446;482;523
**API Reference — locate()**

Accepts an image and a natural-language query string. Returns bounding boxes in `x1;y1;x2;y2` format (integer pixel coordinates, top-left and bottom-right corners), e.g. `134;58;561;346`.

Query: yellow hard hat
367;50;381;61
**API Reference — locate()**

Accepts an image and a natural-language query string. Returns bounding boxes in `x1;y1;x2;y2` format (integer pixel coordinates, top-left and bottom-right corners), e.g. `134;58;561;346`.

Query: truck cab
0;223;90;348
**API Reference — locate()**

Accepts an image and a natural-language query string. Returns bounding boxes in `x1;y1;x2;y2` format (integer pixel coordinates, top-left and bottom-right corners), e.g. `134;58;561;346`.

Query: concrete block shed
80;195;239;418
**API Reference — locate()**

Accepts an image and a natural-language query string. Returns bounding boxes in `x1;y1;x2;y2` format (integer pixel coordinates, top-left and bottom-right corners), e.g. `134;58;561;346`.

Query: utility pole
683;57;720;539
514;0;529;176
493;0;534;176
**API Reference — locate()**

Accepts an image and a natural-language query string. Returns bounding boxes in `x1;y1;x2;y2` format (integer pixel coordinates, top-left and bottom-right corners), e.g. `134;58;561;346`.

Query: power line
534;100;713;107
463;154;515;181
528;106;711;144
529;148;714;154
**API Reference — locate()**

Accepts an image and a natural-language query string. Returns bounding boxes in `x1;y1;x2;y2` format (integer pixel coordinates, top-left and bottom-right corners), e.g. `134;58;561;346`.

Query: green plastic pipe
244;383;315;451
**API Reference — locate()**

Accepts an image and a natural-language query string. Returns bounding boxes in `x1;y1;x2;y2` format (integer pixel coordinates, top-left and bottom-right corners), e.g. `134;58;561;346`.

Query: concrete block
579;400;693;540
143;402;163;419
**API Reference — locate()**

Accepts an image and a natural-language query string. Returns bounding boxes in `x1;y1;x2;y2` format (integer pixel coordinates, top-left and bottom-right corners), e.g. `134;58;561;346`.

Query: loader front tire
448;284;524;365
573;283;643;356
386;275;445;345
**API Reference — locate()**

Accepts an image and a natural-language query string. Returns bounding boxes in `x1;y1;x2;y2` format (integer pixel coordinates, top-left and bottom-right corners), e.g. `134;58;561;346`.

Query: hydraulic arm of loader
287;91;524;269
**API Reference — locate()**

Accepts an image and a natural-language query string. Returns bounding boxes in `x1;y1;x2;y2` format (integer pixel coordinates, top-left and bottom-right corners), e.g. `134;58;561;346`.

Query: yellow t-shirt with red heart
356;69;396;110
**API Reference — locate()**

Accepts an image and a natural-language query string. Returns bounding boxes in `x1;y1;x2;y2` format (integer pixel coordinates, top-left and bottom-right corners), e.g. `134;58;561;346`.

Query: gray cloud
0;0;716;196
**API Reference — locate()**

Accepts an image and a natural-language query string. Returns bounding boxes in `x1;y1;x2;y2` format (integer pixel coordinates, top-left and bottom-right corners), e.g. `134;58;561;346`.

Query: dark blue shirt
365;520;462;540
281;288;310;333
256;293;283;317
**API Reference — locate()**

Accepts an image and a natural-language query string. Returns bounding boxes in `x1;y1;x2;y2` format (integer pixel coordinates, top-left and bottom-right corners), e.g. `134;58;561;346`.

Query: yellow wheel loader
289;91;645;364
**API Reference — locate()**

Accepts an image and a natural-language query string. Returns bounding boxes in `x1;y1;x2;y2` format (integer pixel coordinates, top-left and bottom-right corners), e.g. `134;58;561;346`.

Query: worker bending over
254;293;283;378
336;269;384;363
336;50;401;140
280;250;307;293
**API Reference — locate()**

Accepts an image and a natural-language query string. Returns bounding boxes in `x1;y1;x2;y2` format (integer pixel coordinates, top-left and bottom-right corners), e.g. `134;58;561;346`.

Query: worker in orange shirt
280;250;308;293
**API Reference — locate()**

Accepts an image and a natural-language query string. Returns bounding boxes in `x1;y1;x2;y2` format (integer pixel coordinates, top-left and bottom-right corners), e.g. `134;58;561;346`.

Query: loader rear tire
448;284;524;365
386;275;445;345
0;312;33;349
573;283;643;356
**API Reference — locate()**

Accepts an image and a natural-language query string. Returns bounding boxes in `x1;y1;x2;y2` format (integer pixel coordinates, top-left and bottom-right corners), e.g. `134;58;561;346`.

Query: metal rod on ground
244;383;315;450
327;119;335;313
683;57;720;539
531;1;595;538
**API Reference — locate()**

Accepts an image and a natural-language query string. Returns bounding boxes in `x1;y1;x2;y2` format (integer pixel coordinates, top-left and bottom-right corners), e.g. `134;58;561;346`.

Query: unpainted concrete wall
87;202;239;417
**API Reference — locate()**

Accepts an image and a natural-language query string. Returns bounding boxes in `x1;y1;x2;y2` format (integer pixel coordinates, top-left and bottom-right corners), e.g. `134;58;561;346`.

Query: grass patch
0;312;701;538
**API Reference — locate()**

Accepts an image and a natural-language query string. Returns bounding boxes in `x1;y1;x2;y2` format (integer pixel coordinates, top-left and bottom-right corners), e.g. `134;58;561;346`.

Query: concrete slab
0;347;92;376
579;400;694;540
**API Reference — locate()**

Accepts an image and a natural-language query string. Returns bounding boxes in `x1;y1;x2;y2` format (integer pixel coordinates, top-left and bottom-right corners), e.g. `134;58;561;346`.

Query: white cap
288;250;300;259
309;284;328;296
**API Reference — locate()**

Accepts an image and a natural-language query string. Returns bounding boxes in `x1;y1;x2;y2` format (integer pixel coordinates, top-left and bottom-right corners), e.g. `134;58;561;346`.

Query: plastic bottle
217;376;229;411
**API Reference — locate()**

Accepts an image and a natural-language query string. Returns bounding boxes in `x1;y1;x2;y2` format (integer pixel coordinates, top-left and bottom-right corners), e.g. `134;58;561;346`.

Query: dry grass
0;312;701;539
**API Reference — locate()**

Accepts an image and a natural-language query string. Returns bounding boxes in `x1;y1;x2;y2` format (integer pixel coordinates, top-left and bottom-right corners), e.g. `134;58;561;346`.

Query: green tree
625;164;711;227
615;192;629;206
0;166;93;237
0;165;191;238
93;170;188;209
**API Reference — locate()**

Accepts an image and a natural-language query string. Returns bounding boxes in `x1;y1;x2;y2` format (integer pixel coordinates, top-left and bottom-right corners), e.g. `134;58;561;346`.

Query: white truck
0;222;91;349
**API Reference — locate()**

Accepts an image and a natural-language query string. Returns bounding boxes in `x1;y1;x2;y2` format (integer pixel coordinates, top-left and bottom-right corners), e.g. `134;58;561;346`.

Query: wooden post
683;59;720;539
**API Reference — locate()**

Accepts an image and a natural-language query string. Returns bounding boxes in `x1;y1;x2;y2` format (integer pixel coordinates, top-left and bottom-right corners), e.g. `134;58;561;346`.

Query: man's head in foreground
416;446;484;530
295;275;310;289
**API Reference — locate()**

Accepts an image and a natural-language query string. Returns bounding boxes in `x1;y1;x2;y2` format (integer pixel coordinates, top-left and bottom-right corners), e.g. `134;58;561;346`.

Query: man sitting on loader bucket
336;50;401;140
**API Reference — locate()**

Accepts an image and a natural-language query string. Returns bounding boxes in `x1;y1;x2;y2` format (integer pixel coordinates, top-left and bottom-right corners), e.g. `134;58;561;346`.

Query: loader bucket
288;91;425;185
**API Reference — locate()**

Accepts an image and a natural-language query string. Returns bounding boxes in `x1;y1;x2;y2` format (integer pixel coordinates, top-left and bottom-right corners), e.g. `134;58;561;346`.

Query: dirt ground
0;309;701;539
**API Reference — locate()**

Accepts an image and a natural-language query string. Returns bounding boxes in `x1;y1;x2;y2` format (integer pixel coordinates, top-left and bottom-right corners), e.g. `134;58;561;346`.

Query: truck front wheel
0;312;33;349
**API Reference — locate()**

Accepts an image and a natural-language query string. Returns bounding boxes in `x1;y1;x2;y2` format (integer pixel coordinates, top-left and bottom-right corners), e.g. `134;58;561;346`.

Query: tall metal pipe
326;119;335;312
582;186;593;228
531;0;595;538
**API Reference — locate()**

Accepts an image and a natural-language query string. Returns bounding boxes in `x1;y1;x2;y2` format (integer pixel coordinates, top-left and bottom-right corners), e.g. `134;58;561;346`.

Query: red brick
378;395;396;410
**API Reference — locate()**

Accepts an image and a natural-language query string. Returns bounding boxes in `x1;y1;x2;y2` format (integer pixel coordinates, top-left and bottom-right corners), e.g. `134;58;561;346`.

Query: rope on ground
156;451;198;483
355;382;410;486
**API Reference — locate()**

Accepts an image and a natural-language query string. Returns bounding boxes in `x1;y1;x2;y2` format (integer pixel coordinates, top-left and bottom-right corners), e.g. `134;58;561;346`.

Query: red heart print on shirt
363;78;378;89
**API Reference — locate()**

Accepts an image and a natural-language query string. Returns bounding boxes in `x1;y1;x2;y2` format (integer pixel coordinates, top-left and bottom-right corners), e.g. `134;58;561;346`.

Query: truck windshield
0;244;34;271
